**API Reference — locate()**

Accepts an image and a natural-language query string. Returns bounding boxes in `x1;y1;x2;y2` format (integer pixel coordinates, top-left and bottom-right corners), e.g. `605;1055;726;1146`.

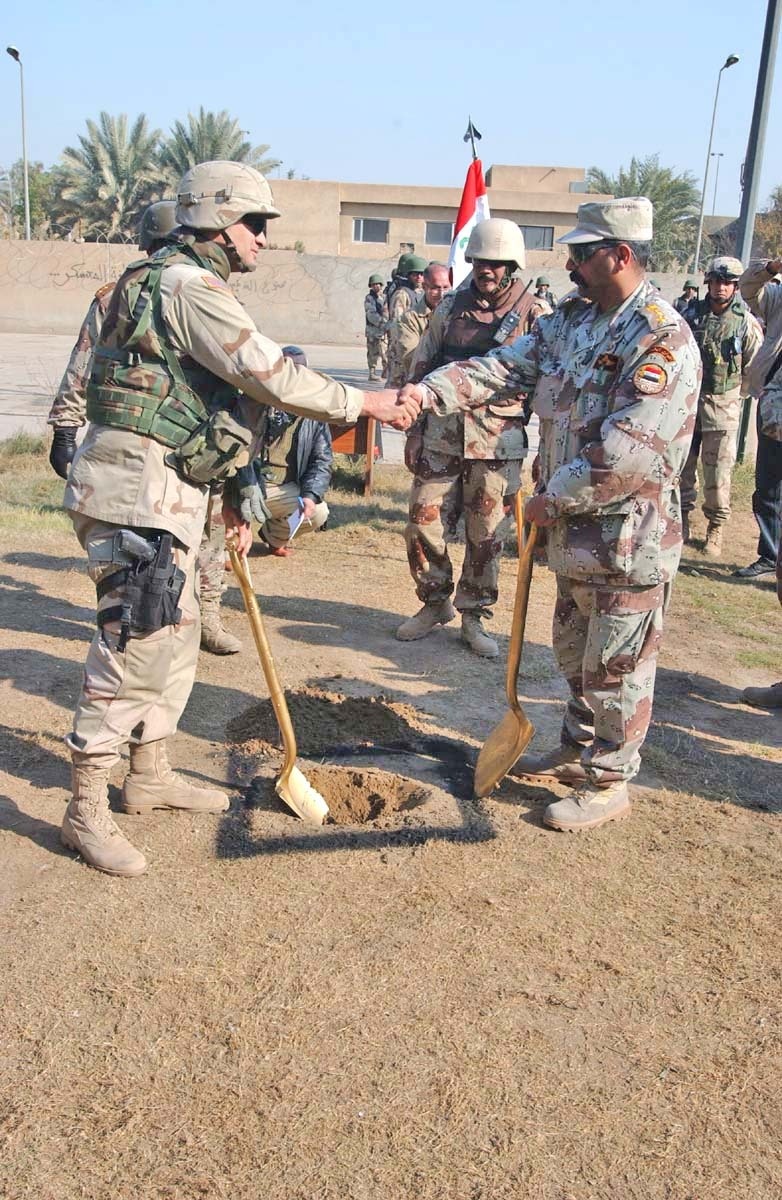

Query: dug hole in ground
1;437;781;1200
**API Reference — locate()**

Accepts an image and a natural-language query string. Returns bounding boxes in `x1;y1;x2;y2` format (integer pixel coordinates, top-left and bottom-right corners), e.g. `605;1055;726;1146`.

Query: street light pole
693;54;739;273
711;152;724;214
5;46;31;241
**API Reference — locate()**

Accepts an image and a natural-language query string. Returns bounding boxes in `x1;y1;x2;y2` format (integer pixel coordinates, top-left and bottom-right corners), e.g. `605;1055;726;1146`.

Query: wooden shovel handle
505;492;538;712
227;544;298;776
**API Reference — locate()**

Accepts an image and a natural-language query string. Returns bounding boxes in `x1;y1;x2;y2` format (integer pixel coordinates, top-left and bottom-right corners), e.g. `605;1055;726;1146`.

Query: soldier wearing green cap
402;197;702;833
535;275;557;309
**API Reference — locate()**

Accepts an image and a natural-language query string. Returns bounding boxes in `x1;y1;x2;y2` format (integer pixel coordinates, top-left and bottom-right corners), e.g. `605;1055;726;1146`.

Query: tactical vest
86;242;240;447
685;296;749;394
441;277;534;363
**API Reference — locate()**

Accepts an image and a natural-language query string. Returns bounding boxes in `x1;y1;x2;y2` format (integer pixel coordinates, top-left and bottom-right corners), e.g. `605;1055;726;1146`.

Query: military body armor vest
86;242;240;448
441;277;533;364
685;296;748;395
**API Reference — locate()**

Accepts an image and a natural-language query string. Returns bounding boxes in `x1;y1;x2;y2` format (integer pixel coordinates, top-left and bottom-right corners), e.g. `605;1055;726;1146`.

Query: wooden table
330;415;378;496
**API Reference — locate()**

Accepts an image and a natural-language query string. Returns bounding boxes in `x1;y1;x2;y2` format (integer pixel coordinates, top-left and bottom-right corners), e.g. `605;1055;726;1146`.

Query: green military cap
535;275;550;286
368;272;384;285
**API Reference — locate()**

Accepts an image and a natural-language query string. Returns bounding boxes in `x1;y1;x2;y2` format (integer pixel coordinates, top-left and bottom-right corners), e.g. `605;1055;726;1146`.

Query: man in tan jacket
61;160;417;878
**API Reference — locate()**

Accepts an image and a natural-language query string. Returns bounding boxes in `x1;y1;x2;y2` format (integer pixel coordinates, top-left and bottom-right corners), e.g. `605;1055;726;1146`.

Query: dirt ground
1;447;781;1200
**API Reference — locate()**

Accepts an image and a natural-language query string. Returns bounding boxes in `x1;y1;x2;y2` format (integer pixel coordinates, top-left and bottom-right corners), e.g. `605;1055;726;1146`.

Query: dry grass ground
1;442;781;1200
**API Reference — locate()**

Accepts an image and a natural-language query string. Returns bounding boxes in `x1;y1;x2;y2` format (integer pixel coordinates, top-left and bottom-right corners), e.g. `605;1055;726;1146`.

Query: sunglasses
242;215;268;237
566;240;621;265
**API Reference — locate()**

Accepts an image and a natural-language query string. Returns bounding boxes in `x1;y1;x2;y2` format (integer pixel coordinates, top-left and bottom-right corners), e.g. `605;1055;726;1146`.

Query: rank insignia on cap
633;362;668;394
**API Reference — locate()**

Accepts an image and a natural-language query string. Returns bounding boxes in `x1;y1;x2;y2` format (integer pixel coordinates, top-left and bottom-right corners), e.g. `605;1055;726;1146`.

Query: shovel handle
227;544;298;775
506;492;538;711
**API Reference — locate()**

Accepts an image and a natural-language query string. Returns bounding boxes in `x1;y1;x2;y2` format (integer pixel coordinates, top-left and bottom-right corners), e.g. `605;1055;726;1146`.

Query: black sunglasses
567;241;620;265
242;215;268;236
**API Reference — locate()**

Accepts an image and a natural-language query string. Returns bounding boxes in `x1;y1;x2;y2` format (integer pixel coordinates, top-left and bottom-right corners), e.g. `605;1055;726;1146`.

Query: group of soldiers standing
42;162;782;877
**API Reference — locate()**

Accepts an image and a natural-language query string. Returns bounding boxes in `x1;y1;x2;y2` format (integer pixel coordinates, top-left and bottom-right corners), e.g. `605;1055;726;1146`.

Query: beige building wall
268;165;610;269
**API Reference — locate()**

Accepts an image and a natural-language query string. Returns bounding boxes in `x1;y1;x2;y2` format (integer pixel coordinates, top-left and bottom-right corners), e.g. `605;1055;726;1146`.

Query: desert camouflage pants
260;481;329;549
366;335;387;374
680;394;741;526
66;514;201;772
404;452;520;616
199;500;226;604
553;578;667;784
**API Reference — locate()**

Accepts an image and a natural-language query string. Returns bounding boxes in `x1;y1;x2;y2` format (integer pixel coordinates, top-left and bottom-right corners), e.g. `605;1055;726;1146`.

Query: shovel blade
474;710;535;799
276;764;329;825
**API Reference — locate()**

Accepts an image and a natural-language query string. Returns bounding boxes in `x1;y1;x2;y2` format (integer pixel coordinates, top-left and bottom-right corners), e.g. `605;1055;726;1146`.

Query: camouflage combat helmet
705;256;743;282
368;272;384;285
535;275;550;286
137;200;179;251
175;160;281;230
398;253;428;276
465;219;526;270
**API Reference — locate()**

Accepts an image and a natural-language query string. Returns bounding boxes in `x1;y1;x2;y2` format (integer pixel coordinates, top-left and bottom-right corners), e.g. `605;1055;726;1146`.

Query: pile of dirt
226;685;431;759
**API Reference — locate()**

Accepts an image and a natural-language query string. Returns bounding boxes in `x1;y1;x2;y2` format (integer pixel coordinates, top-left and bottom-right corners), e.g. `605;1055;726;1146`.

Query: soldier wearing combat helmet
680;255;761;556
396;218;547;659
364;272;388;381
60;159;417;878
403;197;702;833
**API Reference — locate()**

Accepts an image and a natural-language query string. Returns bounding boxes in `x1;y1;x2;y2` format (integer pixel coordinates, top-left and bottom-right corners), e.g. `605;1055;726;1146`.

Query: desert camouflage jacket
65;242;364;550
408;278;546;461
420;280;702;587
47;282;115;427
386;295;432;387
364;290;388;338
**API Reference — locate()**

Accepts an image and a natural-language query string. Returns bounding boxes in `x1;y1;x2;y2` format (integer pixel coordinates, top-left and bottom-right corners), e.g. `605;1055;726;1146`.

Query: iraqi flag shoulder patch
633;360;668;395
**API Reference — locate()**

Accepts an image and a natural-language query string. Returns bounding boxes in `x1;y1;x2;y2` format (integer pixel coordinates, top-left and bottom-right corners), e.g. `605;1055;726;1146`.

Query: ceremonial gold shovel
473;492;538;798
228;544;329;824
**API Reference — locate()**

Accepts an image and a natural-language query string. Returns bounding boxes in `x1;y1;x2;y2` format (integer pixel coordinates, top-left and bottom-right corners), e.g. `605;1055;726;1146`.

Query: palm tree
51;112;162;240
157;108;280;189
587;155;700;270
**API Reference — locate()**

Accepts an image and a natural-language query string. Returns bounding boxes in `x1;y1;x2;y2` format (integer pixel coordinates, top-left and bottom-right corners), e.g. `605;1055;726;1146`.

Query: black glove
49;428;77;479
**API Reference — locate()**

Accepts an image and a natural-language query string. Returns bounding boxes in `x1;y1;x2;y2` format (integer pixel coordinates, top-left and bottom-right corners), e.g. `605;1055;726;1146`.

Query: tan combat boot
543;781;631;832
396;599;456;641
61;766;147;877
703;523;723;559
200;596;242;655
121;740;230;815
513;743;588;784
460;612;499;659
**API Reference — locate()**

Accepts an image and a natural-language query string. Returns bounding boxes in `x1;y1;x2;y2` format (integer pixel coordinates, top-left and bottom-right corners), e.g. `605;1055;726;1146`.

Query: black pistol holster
97;532;186;651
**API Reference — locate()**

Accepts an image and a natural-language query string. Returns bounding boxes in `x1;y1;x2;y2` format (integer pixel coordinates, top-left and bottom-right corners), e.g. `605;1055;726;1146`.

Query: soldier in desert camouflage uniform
60;160;418;878
405;198;702;832
680;256;761;557
364;273;388;381
47;201;241;656
386;253;427;325
385;262;451;388
396;219;547;659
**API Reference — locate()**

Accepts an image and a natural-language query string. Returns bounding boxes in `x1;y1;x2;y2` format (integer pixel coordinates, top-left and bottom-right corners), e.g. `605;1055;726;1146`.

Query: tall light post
692;54;739;273
5;45;31;241
710;152;724;214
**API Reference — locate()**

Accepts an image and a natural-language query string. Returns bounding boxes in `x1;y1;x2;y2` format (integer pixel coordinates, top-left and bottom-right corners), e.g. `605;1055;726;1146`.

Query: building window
353;218;389;244
518;224;554;251
425;220;454;246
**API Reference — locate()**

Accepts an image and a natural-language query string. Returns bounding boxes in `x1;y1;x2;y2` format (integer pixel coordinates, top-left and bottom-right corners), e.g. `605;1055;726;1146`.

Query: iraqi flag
448;159;490;287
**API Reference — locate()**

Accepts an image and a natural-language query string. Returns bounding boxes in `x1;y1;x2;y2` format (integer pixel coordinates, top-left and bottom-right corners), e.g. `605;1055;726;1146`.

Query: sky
2;0;781;221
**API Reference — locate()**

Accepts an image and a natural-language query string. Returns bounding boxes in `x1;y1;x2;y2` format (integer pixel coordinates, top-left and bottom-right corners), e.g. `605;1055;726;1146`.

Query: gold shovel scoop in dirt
474;492;538;798
227;543;329;824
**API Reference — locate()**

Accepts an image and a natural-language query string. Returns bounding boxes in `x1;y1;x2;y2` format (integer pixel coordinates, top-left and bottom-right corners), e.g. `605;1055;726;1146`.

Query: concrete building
268;164;612;268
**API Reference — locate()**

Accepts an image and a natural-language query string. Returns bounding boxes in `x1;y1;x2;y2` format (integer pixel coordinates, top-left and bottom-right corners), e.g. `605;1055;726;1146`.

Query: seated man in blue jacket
236;346;333;556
